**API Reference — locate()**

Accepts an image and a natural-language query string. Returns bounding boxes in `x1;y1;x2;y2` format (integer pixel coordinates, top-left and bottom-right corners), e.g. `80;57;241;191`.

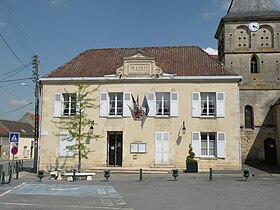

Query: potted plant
185;144;198;173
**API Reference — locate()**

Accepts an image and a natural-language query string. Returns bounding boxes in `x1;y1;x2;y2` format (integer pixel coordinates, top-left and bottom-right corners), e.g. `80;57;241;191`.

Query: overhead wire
0;77;33;83
0;102;32;117
0;0;34;60
0;63;32;79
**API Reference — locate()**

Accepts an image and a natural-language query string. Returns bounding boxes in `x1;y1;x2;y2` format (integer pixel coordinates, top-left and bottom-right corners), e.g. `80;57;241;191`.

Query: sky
0;0;280;121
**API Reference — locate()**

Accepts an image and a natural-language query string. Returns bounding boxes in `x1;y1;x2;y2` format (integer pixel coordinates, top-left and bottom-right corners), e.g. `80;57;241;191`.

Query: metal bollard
15;161;19;179
209;168;213;181
72;169;76;181
2;172;5;184
139;168;143;181
0;165;2;183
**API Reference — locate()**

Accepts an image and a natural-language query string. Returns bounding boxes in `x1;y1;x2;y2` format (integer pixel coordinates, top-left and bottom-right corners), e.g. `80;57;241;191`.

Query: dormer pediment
116;52;163;78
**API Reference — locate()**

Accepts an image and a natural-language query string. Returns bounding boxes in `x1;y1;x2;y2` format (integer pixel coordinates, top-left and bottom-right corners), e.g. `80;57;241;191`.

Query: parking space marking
101;199;113;206
8;183;121;198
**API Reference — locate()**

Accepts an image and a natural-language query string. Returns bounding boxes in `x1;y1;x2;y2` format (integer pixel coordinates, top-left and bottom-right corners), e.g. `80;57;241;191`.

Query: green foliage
186;144;197;163
53;82;102;171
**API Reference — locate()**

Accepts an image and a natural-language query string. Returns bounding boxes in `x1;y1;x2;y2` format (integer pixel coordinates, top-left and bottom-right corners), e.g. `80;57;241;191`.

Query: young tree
54;82;102;172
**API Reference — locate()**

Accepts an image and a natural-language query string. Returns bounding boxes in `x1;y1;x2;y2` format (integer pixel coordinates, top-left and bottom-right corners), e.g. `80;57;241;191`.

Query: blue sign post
9;132;20;143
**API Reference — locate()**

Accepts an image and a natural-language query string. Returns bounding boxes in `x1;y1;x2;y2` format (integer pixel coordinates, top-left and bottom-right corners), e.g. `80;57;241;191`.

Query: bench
63;172;96;181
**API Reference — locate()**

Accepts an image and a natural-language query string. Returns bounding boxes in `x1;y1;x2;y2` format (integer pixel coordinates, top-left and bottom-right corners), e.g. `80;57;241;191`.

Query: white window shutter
147;92;155;117
59;132;74;157
123;92;131;117
170;92;179;117
216;92;225;118
100;92;108;117
217;132;226;158
192;92;200;117
192;132;201;157
53;93;62;117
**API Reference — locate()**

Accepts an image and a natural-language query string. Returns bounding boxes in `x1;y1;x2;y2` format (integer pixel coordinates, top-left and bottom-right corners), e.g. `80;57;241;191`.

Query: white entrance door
155;132;170;164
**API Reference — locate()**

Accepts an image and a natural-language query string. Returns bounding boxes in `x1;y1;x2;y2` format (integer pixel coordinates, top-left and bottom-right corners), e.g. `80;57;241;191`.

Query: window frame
200;93;216;117
200;132;217;157
108;93;123;116
155;92;171;116
62;93;76;117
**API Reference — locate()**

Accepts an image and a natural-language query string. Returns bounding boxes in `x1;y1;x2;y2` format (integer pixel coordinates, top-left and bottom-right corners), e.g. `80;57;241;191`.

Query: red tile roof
0;120;34;137
44;46;237;78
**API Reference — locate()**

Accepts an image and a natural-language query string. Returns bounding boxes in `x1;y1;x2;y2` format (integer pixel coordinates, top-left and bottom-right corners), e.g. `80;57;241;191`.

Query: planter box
185;161;198;173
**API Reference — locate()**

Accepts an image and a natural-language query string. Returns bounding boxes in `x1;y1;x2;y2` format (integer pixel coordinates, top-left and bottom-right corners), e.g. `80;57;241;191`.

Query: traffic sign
9;132;20;143
11;146;18;155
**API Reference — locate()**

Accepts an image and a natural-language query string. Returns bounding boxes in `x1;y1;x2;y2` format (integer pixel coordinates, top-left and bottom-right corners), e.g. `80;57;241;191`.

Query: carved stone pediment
116;52;163;78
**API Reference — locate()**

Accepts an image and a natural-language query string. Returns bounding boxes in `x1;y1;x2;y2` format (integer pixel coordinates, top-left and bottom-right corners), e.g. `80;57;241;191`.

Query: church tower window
251;55;259;73
245;105;254;129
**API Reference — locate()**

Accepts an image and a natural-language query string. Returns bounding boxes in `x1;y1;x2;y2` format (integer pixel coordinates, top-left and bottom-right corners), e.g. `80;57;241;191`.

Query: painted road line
0;202;134;210
0;182;26;198
115;199;126;205
101;199;113;206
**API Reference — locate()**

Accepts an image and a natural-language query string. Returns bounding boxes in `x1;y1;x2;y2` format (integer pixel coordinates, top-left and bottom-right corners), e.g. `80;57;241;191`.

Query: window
192;92;225;118
201;133;216;156
156;93;170;116
245;105;254;129
100;92;131;117
192;132;226;158
63;93;76;116
251;56;259;73
201;93;216;116
109;93;123;116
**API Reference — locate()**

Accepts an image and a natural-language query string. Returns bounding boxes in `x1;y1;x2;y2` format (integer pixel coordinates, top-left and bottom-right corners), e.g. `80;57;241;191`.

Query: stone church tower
215;0;280;165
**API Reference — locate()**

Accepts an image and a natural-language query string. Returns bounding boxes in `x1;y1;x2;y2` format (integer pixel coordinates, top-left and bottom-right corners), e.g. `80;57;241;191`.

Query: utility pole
33;55;39;172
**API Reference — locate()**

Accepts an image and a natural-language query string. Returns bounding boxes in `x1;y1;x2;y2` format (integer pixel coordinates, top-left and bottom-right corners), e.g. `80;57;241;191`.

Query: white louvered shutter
147;92;155;117
216;92;225;118
100;92;108;117
53;93;62;117
192;92;200;117
170;92;179;117
59;132;74;157
217;132;226;158
123;92;131;117
192;132;201;157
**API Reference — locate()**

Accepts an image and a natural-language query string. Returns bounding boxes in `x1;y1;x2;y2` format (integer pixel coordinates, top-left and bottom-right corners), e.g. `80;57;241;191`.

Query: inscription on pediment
116;52;163;78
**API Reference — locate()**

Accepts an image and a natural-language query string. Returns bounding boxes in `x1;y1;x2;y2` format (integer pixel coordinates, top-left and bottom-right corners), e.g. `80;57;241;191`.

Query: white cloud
10;99;29;106
0;21;6;27
50;0;65;5
203;47;218;55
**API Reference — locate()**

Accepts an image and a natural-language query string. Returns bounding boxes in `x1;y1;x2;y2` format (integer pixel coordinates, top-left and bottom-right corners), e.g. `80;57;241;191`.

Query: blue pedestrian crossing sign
9;132;20;143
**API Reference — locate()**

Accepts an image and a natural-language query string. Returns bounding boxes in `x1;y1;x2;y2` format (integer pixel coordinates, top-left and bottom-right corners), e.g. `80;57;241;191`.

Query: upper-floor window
109;93;123;116
251;55;259;73
63;93;76;116
201;93;216;116
156;93;170;116
245;105;254;129
100;92;131;117
192;92;225;118
53;93;76;117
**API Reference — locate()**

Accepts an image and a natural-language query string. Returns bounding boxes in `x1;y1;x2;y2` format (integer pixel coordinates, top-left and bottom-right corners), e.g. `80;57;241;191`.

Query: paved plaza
0;168;280;210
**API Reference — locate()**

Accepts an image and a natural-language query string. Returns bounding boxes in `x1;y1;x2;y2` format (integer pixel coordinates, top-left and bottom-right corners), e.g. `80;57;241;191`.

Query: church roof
43;46;237;78
225;0;280;19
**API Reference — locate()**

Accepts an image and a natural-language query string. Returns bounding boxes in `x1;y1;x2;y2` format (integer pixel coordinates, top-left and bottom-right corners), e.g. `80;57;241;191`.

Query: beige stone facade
39;52;242;171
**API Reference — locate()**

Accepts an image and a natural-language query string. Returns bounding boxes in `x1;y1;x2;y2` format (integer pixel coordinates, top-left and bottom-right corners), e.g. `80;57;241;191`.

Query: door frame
155;132;170;164
107;131;123;167
264;138;277;164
